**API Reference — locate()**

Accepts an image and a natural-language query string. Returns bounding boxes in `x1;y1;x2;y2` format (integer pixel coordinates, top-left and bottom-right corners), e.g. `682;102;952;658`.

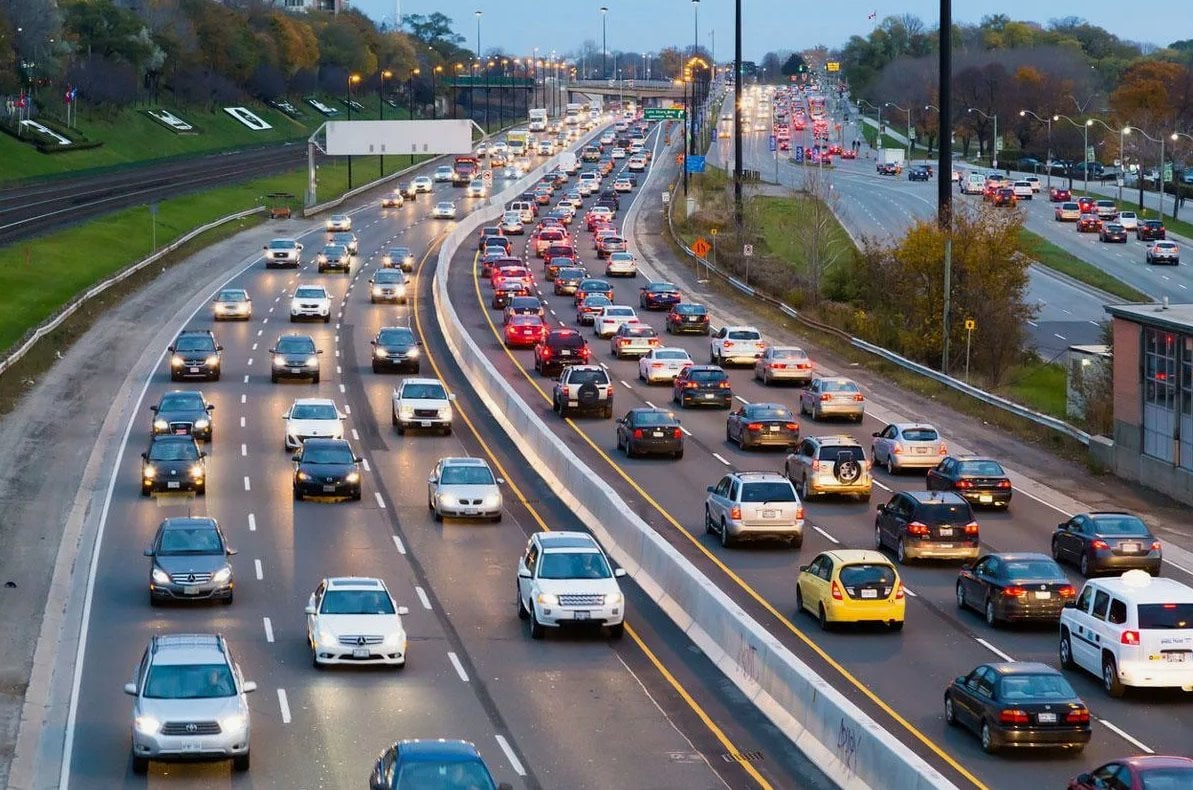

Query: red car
840;149;857;159
1076;213;1102;232
1067;756;1193;790
543;244;577;266
992;188;1018;207
491;265;533;290
504;315;546;348
1076;196;1097;215
1049;187;1071;202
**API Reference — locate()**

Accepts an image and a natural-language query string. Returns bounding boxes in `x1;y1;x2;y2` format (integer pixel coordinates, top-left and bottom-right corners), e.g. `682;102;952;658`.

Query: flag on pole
65;86;77;104
15;92;27;109
868;11;877;20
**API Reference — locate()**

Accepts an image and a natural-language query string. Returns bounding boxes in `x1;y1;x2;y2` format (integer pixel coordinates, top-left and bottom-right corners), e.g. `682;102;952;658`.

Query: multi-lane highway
58;125;831;789
444;113;1193;789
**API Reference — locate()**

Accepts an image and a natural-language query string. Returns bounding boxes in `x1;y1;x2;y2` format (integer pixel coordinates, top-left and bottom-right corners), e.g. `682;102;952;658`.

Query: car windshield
302;446;354;464
676;304;707;315
539;551;612;579
394;761;496;789
216;290;247;302
580;280;609;289
771;349;806;359
741;482;797;503
605;308;634;317
901;428;939;441
1090;515;1150;535
143;663;236;699
268;240;296;250
291;403;337;420
1139;768;1193;790
320;590;395;615
623;326;654;337
568;369;608;385
158;527;222;555
374;271;403;283
149;441;199;461
633;411;674;426
557;269;584;279
916;502;972;522
583;296;611;308
332;233;354;243
748;406;793;420
839;564;896;587
728;330;760;340
440;465;496;486
690;369;726;381
159;393;203;411
402;383;447;400
174;336;214;352
1001;559;1063;581
277;337;315;353
550;334;585;349
378;329;414;345
295;288;326;299
997;673;1076;701
322;246;346;256
957;460;1005;476
437;202;453;209
821;380;859;393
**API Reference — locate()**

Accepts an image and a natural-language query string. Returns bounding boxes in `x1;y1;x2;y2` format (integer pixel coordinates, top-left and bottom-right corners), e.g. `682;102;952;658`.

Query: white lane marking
1164;558;1193;575
392;535;406;554
339;383;346;394
336;365;342;374
240;443;247;457
374;492;386;508
734;395;750;404
247;357;253;366
248;513;256;532
254;559;263;580
812;525;839;544
902;586;918;598
262;617;274;643
268;307;275;313
239;416;246;428
352;428;360;441
415;586;432;610
257;329;263;337
644;400;657;409
243;375;250;383
344;404;351;415
362;458;371;473
447;651;470;682
251;343;257;352
712;452;731;466
679;425;692;436
335;349;340;357
277;689;292;724
274;296;281;302
262;317;269;324
974;637;1015;662
620;379;633;388
1054;333;1067;341
244;476;251;491
872;479;892;492
495;735;527;777
240;393;247;404
1097;717;1154;753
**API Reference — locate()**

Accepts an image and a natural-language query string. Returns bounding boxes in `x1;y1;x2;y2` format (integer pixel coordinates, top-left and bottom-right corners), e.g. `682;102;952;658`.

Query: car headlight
406;347;419;358
190;464;203;478
153;419;168;431
382;256;392;265
399;405;414;416
437;494;456;507
134;715;160;735
170;355;184;367
273;356;286;367
296;471;311;481
317;626;336;646
219;714;246;732
212;567;232;584
345;472;360;484
151;568;170;585
205;355;219;366
483;493;501;508
306;356;319;367
194;418;210;430
143;465;156;478
536;593;559;606
372;286;383;296
383;631;405;648
607;592;624;606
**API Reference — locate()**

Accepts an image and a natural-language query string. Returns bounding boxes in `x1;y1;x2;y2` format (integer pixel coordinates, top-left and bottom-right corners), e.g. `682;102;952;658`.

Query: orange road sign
691;237;712;258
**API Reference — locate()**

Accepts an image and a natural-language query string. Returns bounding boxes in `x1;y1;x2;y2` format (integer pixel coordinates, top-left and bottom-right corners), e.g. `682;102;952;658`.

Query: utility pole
937;0;953;374
733;0;743;228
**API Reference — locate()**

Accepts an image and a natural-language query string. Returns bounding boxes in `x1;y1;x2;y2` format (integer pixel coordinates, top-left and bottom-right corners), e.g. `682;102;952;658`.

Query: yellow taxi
796;549;905;631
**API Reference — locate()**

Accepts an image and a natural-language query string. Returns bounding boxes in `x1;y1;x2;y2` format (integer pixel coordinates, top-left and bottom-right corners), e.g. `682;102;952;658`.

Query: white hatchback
282;398;344;450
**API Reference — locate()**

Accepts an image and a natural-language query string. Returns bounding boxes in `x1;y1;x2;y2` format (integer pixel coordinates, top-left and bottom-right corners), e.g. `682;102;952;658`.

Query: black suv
1136;219;1166;241
270;334;322;383
145;517;236;605
150;390;214;441
168;330;222;382
535;328;591;377
907;166;930;182
141;435;207;496
666;303;710;335
875;490;980;564
371;326;420;373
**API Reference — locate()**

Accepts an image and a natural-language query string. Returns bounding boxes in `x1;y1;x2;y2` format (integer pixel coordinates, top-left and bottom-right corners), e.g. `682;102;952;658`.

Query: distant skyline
357;1;1187;61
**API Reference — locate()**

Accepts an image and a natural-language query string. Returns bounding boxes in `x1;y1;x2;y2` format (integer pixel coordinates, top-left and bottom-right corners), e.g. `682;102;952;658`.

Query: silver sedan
870;423;946;473
798;377;865;422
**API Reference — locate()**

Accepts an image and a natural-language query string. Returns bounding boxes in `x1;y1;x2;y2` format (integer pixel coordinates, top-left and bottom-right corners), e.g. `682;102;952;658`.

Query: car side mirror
396;606;411;616
199;452;207;459
262;245;268;250
297;244;303;250
955;675;966;685
614;568;627;578
123;682;137;696
1064;599;1077;609
960;563;972;571
1074;775;1091;786
706;486;715;493
292;452;301;462
448;393;457;401
317;349;324;354
206;404;214;411
242;681;257;693
216;345;224;351
427;475;438;484
282;412;290;420
876;504;885;512
167;346;174;353
141;452;148;460
149;405;158;412
143;547;154;557
799;565;809;572
871;432;880;438
496;477;506;485
268;348;276;354
517;569;532;579
304;605;316;615
354;456;363;463
226;547;238;556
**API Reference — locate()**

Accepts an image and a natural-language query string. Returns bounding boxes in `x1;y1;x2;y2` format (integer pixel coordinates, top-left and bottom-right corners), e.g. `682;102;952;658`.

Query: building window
1143;328;1178;462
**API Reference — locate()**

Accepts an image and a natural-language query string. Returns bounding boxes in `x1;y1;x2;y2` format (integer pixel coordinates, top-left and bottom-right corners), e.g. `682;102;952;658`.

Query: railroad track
0;144;309;247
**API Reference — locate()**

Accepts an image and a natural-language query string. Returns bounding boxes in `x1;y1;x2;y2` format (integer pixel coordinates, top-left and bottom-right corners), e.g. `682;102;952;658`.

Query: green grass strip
1018;229;1150;303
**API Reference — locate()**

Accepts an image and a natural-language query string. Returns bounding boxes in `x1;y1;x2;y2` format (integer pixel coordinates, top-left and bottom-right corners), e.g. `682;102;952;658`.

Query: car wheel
608;622;625;639
433;507;443;522
529;608;545;639
442;426;452;436
704;507;715;535
874;525;884;550
131;753;149;775
674;448;684;460
818;603;830;630
896;538;909;564
323;315;330;323
233;752;250;772
1059;629;1075;669
944;695;957;726
720;519;733;548
312;374;320;384
887;456;895;475
1051;538;1063;563
812;406;821;421
801;476;812;501
1103;655;1125;698
795;584;805;615
980;721;997;753
888;620;904;631
984;598;999;627
141;486;150;498
271;373;279;383
517;588;529;620
955;583;967;610
1079;552;1092;577
222;592;234;606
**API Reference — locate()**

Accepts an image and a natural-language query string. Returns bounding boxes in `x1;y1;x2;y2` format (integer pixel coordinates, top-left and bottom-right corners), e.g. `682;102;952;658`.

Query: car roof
325;576;388;591
824;549;893;565
150;633;227;665
810;434;863;445
395;739;483;762
401;377;445;387
904;490;968;504
1121;755;1193;769
440;456;489;467
984;661;1058;676
537;531;600;551
301;437;350;449
290;397;336;408
150;434;198;445
983;552;1053;563
161;516;218;530
730;471;789;482
891;422;937;431
1085;571;1193;601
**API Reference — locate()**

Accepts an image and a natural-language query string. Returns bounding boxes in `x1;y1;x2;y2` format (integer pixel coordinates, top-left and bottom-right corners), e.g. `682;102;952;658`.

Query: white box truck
879;148;905;167
528;108;547;132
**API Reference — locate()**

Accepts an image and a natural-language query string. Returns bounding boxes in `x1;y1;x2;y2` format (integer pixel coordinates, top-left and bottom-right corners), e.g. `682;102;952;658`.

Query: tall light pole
936;0;953;374
1125;126;1166;218
966;108;998;169
346;72;361;189
692;0;700;60
857;99;880;149
1172;132;1193;220
431;64;442;119
733;0;742;228
600;7;608;79
1053;113;1090;194
474;10;482;61
1089;118;1126;203
1020;109;1054;188
408;68;419;165
379;69;392;177
681;74;690;195
886;102;912;163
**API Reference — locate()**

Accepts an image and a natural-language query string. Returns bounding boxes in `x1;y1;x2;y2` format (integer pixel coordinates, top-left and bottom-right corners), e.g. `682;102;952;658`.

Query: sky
356;1;1188;62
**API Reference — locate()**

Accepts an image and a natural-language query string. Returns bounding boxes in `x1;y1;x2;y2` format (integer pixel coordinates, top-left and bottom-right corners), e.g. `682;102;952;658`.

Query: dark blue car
369;739;511;790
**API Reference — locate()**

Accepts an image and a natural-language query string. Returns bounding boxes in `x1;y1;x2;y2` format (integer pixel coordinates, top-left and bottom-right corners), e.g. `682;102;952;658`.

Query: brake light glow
854;393;865;402
632;429;643;439
1121;630;1140;645
999;709;1030;725
939;444;948;455
1002;586;1027;598
1059;585;1076;598
831;581;843;600
1091;539;1110;551
820;393;832;401
955;480;973;489
996;480;1012;489
964;522;979;535
785;423;798;431
894;582;905;600
892;445;902;455
1152;541;1163;551
907;521;930;536
729;506;741;519
747;422;763;432
719;381;731;389
1065;708;1090;724
724;341;734;348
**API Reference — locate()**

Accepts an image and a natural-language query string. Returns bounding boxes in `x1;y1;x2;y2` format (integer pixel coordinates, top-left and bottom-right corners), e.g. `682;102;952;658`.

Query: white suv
1059;570;1193;697
516;531;626;639
710;326;767;366
391;377;455;435
704;471;805;548
262;238;301;268
125;633;257;774
289;285;332;323
306;577;409;668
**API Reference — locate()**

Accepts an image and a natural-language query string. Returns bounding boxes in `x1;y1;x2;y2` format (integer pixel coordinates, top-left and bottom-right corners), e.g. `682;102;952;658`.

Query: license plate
915;447;929;454
420;420;432;427
1037;712;1057;724
573;611;590;620
1166;653;1188;663
183;587;201;595
979;494;994;503
189;367;199;374
936;543;953;548
939;527;954;537
768;425;779;432
290;368;302;374
1121;542;1140;553
559;350;572;356
464;508;479;515
704;393;715;399
652;431;664;437
181;742;201;752
173;428;188;435
861;589;878;599
762;510;777;519
166;481;180;489
1034;591;1052;599
352;648;371;659
322;485;336;492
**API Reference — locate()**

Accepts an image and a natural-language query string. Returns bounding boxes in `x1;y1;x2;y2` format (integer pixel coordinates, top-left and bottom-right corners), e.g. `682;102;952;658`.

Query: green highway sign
644;108;685;120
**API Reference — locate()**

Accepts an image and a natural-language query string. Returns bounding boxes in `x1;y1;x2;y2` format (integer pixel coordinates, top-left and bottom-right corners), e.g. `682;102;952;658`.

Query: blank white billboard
324;120;473;156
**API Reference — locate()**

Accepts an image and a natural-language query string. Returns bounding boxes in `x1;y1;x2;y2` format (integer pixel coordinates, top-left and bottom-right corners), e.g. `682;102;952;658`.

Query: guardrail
0;205;266;378
662;175;1092;446
432;129;956;790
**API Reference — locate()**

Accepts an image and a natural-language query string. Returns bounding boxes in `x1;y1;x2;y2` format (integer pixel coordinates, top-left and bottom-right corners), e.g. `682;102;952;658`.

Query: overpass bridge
567;79;686;103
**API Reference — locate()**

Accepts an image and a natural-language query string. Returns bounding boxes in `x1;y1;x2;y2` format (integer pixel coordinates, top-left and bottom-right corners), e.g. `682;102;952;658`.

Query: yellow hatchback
796;549;905;631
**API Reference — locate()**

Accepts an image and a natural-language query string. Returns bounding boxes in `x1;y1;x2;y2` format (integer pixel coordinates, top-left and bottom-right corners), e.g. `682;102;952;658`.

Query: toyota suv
125;633;256;774
145;517;236;605
168;330;222;382
516;531;627;639
392;377;454;435
552;365;613;418
784;435;872;501
704;471;805;548
289;285;332;323
1059;571;1193;698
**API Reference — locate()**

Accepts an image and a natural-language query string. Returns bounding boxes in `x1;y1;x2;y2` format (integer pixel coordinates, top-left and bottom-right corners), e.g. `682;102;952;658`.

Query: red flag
15;93;26;109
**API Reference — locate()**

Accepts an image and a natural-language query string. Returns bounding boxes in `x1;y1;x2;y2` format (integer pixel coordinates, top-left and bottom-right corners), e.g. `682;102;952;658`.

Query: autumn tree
792;167;849;305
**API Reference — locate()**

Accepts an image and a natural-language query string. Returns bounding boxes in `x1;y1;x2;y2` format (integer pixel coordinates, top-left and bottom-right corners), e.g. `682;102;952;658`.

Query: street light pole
1125;126;1166;218
379;69;392;177
693;0;700;60
1088;118;1126;203
1020;110;1054;188
733;0;742;228
474;10;482;61
886;102;912;163
1053;114;1090;194
431;65;441;119
600;7;608;79
408;68;419;165
347;73;361;189
966;108;998;169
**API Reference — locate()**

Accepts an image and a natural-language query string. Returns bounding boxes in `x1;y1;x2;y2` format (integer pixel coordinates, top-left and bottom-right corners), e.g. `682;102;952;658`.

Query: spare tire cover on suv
578;382;600;406
833;451;863;484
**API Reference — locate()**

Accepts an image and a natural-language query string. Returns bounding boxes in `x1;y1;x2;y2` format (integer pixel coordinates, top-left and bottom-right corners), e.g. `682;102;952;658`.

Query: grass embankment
856;120;919;156
1018;230;1151;303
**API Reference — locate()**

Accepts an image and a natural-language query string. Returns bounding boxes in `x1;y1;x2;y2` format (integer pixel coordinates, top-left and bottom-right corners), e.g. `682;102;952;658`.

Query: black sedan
944;662;1091;753
1051;512;1162;577
553;267;588;296
293;438;362;501
673;366;732;409
639;281;682;311
371;327;420;374
368;269;408;304
666;303;710;334
270;334;323;383
141;435;207;496
907;166;930;181
616;408;684;459
955;553;1076;626
926;456;1012;508
491;283;529;309
1098;222;1128;243
725;403;800;450
382;246;416;271
150;390;214;441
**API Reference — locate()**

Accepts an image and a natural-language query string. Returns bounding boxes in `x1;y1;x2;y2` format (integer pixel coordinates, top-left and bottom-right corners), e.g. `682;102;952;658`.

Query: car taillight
830;581;843;600
797;362;810;369
1091;539;1110;550
907;521;930;536
854;393;865;402
673;428;683;439
894;582;905;600
964;522;979;535
649;338;660;346
729;506;741;519
724;340;734;348
1121;630;1140;645
939;444;948;455
955;480;973;489
747;422;763;432
810;460;821;472
820;393;832;401
1065;708;1090;724
785;422;798;431
719;381;730;389
1152;540;1163;551
685;381;698;388
795;505;805;520
1002;586;1027;598
632;429;643;439
1059;585;1076;598
998;709;1030;725
770;363;787;369
996;480;1012;489
892;445;902;455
